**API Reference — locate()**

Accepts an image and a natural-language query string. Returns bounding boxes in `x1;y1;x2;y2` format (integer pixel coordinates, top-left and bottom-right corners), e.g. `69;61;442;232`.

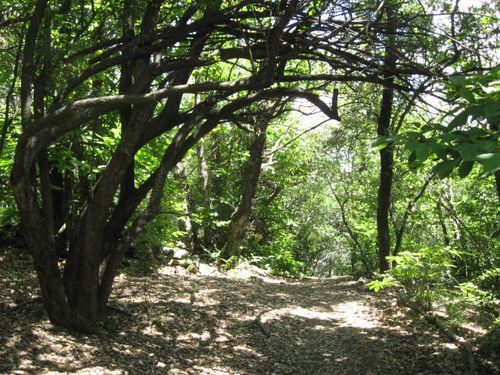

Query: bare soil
0;247;497;374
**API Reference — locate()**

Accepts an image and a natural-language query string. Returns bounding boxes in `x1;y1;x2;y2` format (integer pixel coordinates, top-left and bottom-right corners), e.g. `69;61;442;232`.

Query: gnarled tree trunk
11;0;307;332
221;119;269;259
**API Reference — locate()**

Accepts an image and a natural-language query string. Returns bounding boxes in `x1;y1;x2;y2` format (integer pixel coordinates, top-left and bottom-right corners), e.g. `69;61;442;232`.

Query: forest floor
0;246;498;375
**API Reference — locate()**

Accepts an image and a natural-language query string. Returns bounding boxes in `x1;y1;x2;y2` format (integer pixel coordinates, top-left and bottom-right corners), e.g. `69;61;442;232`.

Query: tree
8;0;347;331
10;0;299;331
221;101;286;259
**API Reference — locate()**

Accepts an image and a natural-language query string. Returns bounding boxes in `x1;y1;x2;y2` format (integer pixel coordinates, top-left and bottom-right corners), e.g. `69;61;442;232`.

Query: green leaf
402;131;422;140
458;87;475;102
415;143;431;162
448;109;470;129
440;132;466;142
433;160;458;179
408;150;417;166
456;143;482;161
476;153;500;175
483;102;500;124
372;136;396;151
477;139;497;153
458;160;474;178
429;143;448;159
475;153;495;161
450;75;466;86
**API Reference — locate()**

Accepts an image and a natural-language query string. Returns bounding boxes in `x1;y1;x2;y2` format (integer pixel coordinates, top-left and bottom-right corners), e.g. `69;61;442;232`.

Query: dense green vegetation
0;0;498;345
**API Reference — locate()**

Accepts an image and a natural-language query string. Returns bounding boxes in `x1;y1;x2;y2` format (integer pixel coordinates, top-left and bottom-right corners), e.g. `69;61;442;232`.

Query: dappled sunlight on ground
329;301;378;329
0;249;494;374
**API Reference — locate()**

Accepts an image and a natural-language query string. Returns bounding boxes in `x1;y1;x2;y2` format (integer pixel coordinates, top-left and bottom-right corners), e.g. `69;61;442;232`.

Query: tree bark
376;5;396;273
198;140;216;251
436;201;451;246
490;123;500;206
221;119;268;259
20;0;48;129
393;174;434;255
376;101;395;273
176;163;203;255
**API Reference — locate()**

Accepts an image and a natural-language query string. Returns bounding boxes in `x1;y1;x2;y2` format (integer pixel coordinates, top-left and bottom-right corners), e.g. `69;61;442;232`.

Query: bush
248;232;305;277
266;249;304;277
369;246;499;328
369;246;460;310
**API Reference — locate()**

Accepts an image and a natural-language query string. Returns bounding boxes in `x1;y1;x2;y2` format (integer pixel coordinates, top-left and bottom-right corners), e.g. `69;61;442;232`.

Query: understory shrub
368;246;499;328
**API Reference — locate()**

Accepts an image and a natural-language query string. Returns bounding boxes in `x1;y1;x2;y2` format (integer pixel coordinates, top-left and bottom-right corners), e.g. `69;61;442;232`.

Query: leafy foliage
378;68;500;178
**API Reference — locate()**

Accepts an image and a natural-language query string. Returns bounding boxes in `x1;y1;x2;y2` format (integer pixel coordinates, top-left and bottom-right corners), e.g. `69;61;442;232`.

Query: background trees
0;0;498;333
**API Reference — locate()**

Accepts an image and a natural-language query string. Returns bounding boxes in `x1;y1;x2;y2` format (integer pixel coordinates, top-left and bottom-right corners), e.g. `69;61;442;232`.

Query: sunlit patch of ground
0;248;496;374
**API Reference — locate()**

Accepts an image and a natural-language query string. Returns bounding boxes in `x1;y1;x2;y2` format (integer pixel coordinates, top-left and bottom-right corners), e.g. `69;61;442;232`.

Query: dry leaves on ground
0;248;497;374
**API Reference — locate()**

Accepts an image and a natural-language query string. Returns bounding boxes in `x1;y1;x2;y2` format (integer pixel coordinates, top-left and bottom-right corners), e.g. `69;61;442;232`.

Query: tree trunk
490;123;500;206
436;201;451;246
376;5;396;273
198;141;216;251
176;163;203;255
377;146;393;272
393;174;434;255
328;180;371;275
221;121;268;259
12;163;73;326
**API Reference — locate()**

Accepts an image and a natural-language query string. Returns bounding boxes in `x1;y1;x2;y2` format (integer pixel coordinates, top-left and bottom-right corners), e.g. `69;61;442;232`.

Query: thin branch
0;29;23;158
266;118;330;157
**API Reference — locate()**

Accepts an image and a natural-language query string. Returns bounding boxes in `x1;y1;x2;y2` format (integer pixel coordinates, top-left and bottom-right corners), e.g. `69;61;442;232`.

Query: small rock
156;361;167;368
357;277;368;285
173;249;190;259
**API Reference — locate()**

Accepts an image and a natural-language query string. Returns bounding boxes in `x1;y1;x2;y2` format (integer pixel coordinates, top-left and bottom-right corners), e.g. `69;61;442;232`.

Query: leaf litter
0;247;497;374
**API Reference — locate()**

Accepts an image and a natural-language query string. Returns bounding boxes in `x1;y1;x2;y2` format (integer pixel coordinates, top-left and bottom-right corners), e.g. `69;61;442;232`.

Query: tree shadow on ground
0;261;495;374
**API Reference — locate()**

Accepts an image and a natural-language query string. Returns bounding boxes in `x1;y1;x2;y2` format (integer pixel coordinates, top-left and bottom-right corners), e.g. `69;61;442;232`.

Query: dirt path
0;259;490;374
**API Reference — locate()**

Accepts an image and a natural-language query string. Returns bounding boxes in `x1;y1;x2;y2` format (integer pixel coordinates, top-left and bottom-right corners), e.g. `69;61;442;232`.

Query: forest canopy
0;0;498;336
